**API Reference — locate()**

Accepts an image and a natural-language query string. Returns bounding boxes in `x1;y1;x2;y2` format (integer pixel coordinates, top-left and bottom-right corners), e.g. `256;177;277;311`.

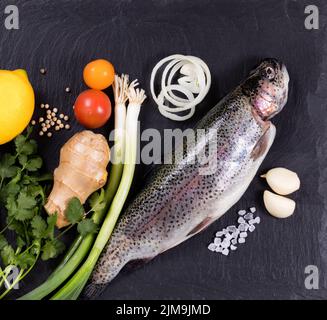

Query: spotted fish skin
84;59;289;298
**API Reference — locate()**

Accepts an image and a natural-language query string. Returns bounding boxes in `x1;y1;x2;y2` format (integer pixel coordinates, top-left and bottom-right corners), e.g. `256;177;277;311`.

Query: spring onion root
150;54;211;121
18;75;129;300
51;79;146;300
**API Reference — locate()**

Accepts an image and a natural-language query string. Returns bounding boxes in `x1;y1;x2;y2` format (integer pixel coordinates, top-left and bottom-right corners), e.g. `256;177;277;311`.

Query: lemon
0;69;35;145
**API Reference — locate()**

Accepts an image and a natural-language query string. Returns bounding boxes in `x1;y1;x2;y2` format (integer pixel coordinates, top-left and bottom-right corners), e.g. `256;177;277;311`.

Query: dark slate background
0;0;327;300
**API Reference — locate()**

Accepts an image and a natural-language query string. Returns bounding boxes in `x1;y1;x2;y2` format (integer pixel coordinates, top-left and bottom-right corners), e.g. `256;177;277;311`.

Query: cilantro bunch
0;128;99;299
0;128;58;297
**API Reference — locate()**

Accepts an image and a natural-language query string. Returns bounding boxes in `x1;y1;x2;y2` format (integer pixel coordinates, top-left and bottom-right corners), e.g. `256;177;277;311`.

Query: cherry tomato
74;89;112;129
83;59;115;90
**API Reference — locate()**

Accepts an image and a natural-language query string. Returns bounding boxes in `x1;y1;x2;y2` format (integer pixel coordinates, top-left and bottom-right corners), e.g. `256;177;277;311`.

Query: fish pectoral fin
251;123;273;160
187;217;213;237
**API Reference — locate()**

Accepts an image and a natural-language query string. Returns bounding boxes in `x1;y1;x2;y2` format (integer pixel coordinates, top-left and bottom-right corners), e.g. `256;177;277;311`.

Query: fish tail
81;244;131;299
82;283;107;300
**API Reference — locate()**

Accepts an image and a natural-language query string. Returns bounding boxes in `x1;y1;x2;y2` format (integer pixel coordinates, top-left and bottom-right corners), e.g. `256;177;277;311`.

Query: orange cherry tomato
74;89;112;129
83;59;115;90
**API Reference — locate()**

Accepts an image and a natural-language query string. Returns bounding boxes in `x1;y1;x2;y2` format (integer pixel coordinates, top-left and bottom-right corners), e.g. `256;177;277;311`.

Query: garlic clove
263;190;296;218
261;167;300;195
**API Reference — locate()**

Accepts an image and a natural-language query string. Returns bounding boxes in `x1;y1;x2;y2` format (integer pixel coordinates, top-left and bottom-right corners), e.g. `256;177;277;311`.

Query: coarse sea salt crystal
238;223;247;232
210;207;259;255
208;243;216;251
214;238;222;245
249;225;256;232
225;233;233;240
238;210;246;216
222;239;231;248
227;225;237;233
216;231;224;237
232;230;240;237
253;216;261;224
238;217;245;224
244;213;254;220
249;217;260;225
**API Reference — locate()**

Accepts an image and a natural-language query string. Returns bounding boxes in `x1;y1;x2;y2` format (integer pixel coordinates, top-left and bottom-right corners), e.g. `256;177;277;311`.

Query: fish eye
265;67;275;80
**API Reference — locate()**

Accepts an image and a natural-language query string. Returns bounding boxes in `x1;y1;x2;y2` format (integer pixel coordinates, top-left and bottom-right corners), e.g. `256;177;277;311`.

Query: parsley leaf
0;183;20;204
25;157;43;172
0;154;15;169
14;134;26;152
17;192;37;210
5;189;39;222
13;207;35;222
41;241;57;261
53;240;65;256
15;136;37;156
16;236;26;249
1;245;16;266
18;154;28;167
77;219;98;237
5;195;17;216
0;154;19;180
14;192;37;221
88;189;106;214
31;216;47;239
65;197;84;224
7;218;25;236
41;239;65;261
16;252;35;269
0;235;8;251
27;184;45;203
45;214;58;240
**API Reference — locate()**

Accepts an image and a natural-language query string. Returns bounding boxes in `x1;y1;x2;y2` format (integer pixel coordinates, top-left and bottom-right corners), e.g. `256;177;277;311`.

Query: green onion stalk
18;75;130;300
51;80;146;300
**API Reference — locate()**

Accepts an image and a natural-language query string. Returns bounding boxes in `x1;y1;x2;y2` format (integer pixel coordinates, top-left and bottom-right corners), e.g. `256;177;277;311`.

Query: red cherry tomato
74;89;112;129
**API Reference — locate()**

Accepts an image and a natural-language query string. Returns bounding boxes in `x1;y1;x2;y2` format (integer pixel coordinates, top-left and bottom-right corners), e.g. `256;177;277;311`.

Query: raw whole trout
84;58;289;298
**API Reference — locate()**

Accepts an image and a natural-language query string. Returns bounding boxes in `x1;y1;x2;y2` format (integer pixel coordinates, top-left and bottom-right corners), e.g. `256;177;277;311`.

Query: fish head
242;58;289;120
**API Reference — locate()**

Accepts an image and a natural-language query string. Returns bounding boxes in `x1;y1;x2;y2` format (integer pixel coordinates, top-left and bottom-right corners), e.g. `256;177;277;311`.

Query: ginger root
44;130;110;228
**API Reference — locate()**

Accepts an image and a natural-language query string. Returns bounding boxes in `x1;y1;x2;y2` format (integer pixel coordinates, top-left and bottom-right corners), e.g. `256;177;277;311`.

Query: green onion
18;75;130;300
51;81;146;300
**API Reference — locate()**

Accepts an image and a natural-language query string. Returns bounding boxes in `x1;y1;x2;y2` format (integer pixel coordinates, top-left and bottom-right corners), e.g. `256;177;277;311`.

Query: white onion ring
150;54;211;121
